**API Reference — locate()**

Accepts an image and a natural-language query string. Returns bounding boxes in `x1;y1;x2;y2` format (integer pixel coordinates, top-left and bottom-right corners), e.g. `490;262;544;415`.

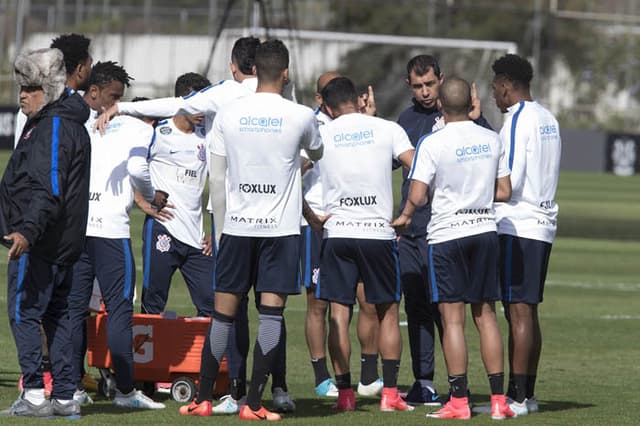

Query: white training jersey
409;120;510;244
320;113;413;240
85;111;155;238
211;92;322;237
149;118;208;248
301;107;331;223
494;101;561;243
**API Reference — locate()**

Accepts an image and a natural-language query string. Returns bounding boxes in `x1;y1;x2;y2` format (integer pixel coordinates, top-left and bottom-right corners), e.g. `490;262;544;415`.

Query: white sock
55;399;73;404
24;388;46;405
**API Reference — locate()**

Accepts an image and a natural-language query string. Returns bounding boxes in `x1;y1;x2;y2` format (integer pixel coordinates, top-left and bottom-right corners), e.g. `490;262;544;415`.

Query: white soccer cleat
212;394;245;414
73;389;93;406
507;397;529;416
357;378;383;396
112;389;165;410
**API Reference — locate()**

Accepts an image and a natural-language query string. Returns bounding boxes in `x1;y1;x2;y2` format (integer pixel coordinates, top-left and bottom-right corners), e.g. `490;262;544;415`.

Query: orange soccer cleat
238;404;282;421
179;399;212;416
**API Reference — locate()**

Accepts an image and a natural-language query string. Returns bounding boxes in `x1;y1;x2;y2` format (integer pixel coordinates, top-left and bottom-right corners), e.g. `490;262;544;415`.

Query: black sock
526;375;537;399
246;306;284;411
381;359;400;388
197;311;234;403
511;374;527;402
311;357;331;386
488;372;505;396
271;319;288;392
360;353;378;385
507;373;516;399
448;374;468;398
335;373;351;390
230;378;246;400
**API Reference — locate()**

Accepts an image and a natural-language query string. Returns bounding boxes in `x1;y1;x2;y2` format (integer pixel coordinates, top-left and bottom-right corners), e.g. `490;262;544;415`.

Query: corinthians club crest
197;144;206;162
156;234;171;252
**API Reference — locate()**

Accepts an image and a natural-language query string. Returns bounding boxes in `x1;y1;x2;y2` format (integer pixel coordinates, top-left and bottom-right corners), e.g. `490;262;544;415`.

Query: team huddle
0;32;560;422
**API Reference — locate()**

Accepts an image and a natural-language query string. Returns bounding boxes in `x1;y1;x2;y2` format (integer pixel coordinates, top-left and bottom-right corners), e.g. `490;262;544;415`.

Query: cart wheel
98;368;116;399
170;377;196;403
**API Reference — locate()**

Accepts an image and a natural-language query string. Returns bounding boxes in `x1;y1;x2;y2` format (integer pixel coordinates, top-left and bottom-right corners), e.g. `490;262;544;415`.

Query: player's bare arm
494;175;512;202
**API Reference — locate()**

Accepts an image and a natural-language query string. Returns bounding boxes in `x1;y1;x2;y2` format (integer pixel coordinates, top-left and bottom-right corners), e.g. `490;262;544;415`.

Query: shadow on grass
471;393;595;414
282;396;382;418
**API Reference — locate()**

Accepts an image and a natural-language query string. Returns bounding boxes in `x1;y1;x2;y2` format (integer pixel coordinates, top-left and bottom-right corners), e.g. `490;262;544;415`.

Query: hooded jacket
0;90;91;265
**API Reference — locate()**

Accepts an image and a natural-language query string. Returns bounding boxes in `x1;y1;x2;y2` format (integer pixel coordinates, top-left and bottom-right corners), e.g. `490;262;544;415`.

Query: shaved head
317;71;341;93
439;77;471;117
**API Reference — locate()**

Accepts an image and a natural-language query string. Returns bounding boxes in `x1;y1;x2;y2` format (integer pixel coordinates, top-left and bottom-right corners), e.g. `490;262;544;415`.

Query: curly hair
174;72;211;97
492;54;533;88
49;33;91;76
88;61;133;88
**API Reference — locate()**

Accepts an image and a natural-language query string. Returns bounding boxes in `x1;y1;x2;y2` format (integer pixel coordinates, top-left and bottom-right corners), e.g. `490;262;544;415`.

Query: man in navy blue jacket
0;48;91;418
397;55;491;406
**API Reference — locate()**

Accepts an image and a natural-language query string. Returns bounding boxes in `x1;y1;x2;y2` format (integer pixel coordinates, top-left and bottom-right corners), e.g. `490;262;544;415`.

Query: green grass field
0;151;638;425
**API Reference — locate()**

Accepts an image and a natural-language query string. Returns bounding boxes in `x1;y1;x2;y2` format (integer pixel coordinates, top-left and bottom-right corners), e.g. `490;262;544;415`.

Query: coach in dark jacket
0;48;90;418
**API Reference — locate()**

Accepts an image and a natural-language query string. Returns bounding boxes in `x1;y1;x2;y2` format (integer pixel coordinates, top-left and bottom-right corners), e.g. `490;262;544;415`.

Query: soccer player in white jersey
67;61;167;410
303;71;383;399
140;72;214;317
311;76;415;413
179;39;323;421
491;54;561;416
392;77;514;420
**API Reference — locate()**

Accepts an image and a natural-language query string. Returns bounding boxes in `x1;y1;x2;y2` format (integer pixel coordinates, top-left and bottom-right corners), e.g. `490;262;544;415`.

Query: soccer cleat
380;387;415;412
402;381;440;406
73;389;94;406
506;397;528;417
51;399;81;417
357;378;383;396
491;395;517;420
426;396;471;420
179;399;212;416
238;404;282;421
333;388;356;411
272;387;295;413
526;396;539;413
212;394;245;414
315;378;339;397
0;392;53;417
113;389;165;410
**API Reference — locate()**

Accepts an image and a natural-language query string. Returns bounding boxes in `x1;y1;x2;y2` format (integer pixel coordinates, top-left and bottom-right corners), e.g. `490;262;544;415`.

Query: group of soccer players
3;31;560;422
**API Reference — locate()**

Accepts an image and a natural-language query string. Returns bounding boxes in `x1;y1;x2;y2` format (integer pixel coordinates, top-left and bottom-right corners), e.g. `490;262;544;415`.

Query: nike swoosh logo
187;406;199;413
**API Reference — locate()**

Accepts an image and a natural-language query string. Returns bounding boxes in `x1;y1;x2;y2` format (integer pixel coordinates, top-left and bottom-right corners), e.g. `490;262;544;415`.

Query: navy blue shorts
141;217;215;317
215;234;301;295
317;238;401;305
300;226;322;290
428;232;500;303
499;234;552;304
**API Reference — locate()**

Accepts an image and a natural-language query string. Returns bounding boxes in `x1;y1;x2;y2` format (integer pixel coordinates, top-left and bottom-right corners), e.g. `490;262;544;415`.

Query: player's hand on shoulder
94;104;120;135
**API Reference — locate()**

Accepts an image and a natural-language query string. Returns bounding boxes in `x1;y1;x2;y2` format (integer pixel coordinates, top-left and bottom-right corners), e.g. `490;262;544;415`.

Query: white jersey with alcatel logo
409;120;510;244
85;111;155;238
494;101;561;243
149;118;208;248
319;113;413;240
211;92;322;237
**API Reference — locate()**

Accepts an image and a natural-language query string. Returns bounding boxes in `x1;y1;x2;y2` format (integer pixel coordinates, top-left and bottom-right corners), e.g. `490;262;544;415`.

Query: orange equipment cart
86;313;228;402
